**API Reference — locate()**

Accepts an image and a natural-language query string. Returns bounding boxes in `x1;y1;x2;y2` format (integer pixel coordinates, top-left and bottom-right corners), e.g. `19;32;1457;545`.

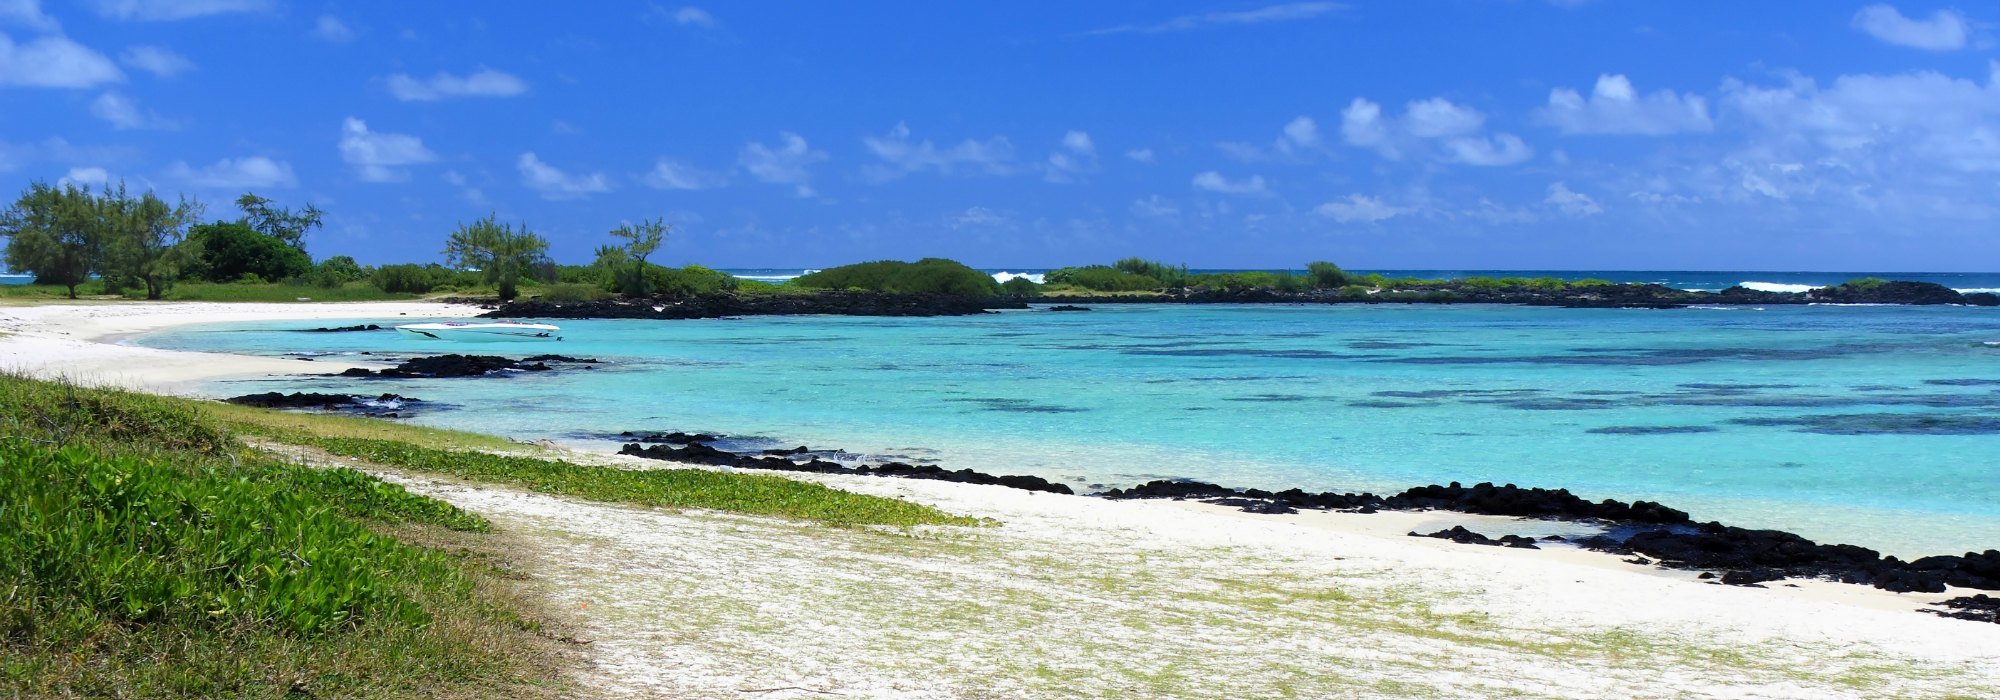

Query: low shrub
793;258;999;297
537;283;607;302
1045;265;1159;292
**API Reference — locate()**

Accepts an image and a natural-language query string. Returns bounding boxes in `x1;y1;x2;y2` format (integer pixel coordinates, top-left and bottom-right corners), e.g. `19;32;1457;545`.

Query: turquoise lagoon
138;303;2000;555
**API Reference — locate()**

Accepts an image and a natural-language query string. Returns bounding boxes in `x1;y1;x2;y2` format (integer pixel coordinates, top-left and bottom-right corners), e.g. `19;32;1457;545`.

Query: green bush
1337;284;1372;298
1841;277;1888;291
1045;265;1159;292
1572;278;1613;288
1000;277;1041;297
1306;261;1348;289
645;264;737;297
537;282;606;302
185;222;312;283
371;263;455;294
1112;258;1189;288
793;258;1000;297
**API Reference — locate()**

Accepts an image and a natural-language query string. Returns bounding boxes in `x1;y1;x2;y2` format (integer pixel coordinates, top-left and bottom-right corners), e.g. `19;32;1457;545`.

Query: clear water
138;303;2000;556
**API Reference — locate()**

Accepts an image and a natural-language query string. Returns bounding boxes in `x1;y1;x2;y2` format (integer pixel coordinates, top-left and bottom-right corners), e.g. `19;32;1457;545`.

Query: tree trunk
65;283;78;299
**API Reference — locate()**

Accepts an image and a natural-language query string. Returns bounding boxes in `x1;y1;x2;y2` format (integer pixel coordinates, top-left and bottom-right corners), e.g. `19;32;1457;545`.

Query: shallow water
139;303;2000;556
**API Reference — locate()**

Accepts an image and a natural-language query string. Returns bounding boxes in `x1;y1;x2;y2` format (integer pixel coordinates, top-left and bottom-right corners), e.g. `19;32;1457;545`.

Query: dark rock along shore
476;280;1997;320
612;430;2000;609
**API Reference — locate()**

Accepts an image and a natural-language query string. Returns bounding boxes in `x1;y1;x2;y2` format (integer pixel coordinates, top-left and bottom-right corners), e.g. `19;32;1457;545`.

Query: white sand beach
6;300;1999;698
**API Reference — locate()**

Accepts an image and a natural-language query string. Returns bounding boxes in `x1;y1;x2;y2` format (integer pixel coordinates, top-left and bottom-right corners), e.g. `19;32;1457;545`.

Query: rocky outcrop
1411;526;1542;549
1928;594;2000;624
334;354;599;378
223;391;421;417
1051;280;1991;309
616;438;1074;495
300;323;383;332
481;291;1027;320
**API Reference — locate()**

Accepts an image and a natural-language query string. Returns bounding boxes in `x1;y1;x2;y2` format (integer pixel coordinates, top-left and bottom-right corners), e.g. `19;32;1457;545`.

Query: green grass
250;431;981;528
0;374;563;698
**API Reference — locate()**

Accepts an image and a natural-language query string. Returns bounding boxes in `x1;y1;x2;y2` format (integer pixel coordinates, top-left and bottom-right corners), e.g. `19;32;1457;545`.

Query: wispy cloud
0;0;60;32
1086;2;1343;36
91;91;175;130
339;117;436;182
168;156;296;189
1851;4;1968;51
517;152;610;199
118;45;193;77
0;34;124;88
312;14;354;43
88;0;272;21
385;68;527;101
739;132;826;197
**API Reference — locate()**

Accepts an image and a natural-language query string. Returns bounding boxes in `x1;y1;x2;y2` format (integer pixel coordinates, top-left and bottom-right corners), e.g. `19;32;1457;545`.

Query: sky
2;1;1998;271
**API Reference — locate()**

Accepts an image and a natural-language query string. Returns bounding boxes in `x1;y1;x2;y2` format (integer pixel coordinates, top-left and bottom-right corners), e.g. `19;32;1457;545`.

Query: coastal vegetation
0;372;979;696
792;258;1002;297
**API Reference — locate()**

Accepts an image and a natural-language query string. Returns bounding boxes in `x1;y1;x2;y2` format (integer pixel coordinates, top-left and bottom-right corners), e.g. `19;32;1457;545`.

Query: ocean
135;294;2000;557
729;268;2000;295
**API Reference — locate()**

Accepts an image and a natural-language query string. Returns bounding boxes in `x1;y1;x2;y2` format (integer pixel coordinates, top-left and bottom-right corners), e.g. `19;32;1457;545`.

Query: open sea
131;270;2000;557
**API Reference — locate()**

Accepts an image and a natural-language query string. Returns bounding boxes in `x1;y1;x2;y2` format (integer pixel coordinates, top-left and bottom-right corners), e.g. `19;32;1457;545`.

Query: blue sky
3;1;1998;270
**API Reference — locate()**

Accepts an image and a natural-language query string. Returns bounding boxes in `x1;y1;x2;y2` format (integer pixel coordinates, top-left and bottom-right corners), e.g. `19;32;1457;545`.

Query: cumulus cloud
0;1;59;32
642;157;725;190
339;117;435;182
88;0;272;21
1045;129;1098;183
0;33;123;88
1544;182;1603;216
90;91;174;130
168;156;296;189
1315;193;1408;223
1130;194;1179;217
516;152;610;199
60;166;108;186
861;122;1014;181
1721;63;2000;174
1191;170;1268;196
1852;4;1968;51
739;131;826;197
117;45;192;77
386;68;527;101
1340;96;1531;166
1087;2;1343;35
312;14;353;42
1540;74;1711;135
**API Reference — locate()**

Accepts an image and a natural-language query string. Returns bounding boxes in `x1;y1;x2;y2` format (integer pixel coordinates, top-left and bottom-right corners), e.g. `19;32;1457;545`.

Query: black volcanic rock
224;391;421;417
302;323;382;332
337;354;567;378
1411;526;1540;549
1928;594;2000;624
1805;281;1966;305
618;440;1074;495
1044;305;1092;312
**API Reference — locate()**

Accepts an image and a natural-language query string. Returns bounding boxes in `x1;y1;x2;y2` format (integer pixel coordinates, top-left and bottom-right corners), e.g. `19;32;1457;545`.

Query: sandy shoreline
6;300;1999;696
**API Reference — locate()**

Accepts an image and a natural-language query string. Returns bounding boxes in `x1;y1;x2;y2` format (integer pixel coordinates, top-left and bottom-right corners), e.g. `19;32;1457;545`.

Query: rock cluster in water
481;290;1027;320
615;435;1074;495
223;391;420;417
332;354;598;378
301;323;383;332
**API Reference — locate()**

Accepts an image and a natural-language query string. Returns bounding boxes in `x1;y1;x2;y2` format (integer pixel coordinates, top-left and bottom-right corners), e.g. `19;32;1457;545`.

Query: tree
235;193;323;252
605;218;669;296
102;183;201;299
1306;261;1349;289
186;222;312;283
1;182;109;299
443;214;549;301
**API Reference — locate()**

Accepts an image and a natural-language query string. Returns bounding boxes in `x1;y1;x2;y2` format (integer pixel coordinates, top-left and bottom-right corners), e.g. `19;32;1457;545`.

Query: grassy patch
162;282;419;303
250;431;980;528
0;373;566;698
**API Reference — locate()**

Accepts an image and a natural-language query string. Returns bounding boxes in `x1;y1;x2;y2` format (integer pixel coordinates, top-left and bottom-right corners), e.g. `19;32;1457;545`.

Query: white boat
394;321;562;342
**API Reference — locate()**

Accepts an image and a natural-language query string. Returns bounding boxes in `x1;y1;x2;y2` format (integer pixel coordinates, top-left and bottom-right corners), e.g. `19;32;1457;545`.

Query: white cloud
0;1;59;32
1402;97;1484;138
1540;74;1711;135
666;6;717;28
1279;115;1321;151
312;14;353;42
1125;147;1156;163
516;152;609;200
642;157;725;190
1087;2;1343;35
1852;4;1968;51
1191;170;1268;196
1340;95;1530;165
88;0;271;21
1721;63;2000;173
0;33;123;88
1130;194;1179;217
1340;98;1396;157
952;206;1007;228
1045;129;1098;183
386;68;527;101
1441;133;1533;166
739;131;826;197
90;91;173;129
61;166;107;186
1315;193;1408;223
861;122;1014;181
168;156;296;189
117;45;192;77
1544;182;1603;216
338;117;435;182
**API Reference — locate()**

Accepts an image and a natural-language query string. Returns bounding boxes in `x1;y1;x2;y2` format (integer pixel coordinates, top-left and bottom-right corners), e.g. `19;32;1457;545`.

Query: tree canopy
443;214;548;301
235;193;323;252
1;182;107;298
